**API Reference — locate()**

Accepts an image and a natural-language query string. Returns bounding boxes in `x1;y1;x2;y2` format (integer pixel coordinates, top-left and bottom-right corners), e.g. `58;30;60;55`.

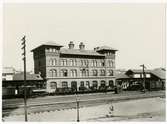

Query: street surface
3;97;165;121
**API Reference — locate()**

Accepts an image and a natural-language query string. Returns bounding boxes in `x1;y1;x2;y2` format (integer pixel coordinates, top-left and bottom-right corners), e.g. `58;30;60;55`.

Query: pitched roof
3;67;15;74
127;69;151;73
60;48;105;57
95;46;118;51
115;73;130;79
13;72;43;81
151;68;166;80
31;41;63;51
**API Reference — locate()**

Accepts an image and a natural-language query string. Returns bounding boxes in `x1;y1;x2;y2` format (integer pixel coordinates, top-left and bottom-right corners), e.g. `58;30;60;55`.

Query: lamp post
140;64;146;93
75;89;80;122
21;35;28;121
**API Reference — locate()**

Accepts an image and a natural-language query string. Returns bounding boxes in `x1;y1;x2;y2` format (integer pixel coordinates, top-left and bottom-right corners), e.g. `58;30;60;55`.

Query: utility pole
140;64;146;93
21;35;28;121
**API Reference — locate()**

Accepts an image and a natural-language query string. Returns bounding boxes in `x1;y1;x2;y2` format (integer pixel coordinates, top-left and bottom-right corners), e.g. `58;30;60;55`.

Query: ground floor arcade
46;77;116;93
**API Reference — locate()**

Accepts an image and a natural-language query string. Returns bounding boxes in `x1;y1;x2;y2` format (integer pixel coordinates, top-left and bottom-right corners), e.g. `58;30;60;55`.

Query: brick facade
32;41;117;93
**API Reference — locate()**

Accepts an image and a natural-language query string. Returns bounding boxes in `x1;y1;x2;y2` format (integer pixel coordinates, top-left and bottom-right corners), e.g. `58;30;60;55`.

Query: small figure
107;105;114;117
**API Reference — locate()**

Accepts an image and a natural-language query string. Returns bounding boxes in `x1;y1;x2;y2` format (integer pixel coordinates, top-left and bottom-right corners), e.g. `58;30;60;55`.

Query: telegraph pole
140;64;146;93
21;35;28;121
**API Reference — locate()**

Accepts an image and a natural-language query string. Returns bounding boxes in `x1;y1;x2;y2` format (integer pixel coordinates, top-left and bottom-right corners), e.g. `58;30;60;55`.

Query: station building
31;41;118;93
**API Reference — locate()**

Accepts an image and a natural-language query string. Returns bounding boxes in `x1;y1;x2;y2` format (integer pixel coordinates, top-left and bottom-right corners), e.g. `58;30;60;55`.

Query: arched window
61;69;68;77
101;60;105;67
86;70;89;76
92;69;98;76
53;59;57;65
95;60;97;67
100;69;106;76
53;48;56;52
108;60;114;67
92;81;98;88
80;81;84;87
74;59;77;66
49;70;53;77
81;60;84;66
65;59;67;66
70;69;77;77
109;80;114;87
80;69;87;77
70;59;73;66
49;48;53;52
62;81;68;88
101;80;106;87
60;59;67;66
92;60;97;67
71;81;77;92
49;59;53;66
49;69;57;77
108;70;113;76
91;60;94;66
52;69;57;77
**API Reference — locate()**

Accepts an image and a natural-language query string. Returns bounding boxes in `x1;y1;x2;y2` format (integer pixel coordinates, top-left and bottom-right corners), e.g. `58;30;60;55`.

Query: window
101;80;106;87
49;59;52;66
92;60;97;67
50;82;57;89
108;70;114;76
61;69;68;77
74;59;77;66
92;81;98;87
91;60;94;66
109;80;114;87
52;70;57;77
61;59;67;66
49;69;57;77
82;69;86;76
64;59;67;66
108;60;114;67
53;48;56;52
49;48;53;52
53;59;57;65
71;81;77;91
49;59;56;66
81;69;88;77
86;81;90;87
69;59;77;66
70;69;77;77
101;60;105;67
70;59;73;66
80;60;83;66
80;81;84;87
84;60;88;67
62;82;68;88
46;48;49;52
86;70;89;76
100;69;106;76
92;70;98;76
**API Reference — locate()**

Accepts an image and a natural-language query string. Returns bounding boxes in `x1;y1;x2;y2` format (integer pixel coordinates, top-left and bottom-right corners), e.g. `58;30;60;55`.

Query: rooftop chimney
79;42;85;50
68;41;74;49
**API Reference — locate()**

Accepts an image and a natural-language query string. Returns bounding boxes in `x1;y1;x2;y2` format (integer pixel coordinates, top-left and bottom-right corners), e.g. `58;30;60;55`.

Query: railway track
3;92;165;117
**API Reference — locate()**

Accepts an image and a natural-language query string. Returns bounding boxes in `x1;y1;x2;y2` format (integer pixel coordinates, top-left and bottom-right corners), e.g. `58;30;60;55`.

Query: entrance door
71;81;77;92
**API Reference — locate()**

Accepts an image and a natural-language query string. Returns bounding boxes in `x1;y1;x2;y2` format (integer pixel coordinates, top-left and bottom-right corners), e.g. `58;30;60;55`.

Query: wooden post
140;64;146;92
21;35;28;121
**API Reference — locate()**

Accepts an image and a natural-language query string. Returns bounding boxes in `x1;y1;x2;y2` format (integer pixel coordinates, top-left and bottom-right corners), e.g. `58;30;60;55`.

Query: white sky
3;3;166;71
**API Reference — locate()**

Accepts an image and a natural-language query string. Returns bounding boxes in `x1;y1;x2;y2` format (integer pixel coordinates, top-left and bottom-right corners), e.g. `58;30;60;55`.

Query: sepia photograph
2;1;166;122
